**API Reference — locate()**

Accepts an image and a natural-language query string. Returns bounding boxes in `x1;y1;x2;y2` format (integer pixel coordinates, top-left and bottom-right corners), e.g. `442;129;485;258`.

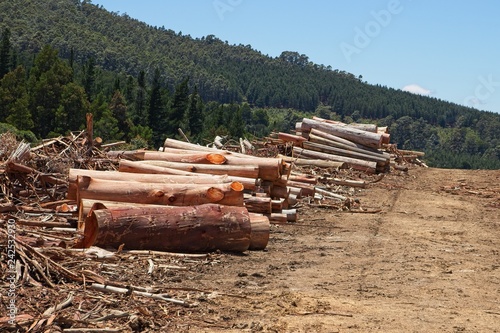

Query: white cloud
402;84;432;96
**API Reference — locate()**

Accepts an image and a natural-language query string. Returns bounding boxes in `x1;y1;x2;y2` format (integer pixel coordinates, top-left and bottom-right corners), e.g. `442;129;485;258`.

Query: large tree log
248;213;270;251
310;129;391;158
300;118;384;149
311;117;379;133
107;150;227;164
76;176;244;207
293;147;377;173
277;132;307;146
126;160;260;179
163;139;289;180
302;141;389;166
80;204;252;253
68;168;231;200
244;195;272;214
278;155;345;169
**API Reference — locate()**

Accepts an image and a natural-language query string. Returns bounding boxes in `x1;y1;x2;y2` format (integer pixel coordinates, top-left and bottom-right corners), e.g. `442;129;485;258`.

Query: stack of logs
70;117;411;254
69;138;323;254
277;117;393;174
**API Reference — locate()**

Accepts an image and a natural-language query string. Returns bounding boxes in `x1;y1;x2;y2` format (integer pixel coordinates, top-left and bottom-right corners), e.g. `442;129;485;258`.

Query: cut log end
230;181;245;192
207;153;227;165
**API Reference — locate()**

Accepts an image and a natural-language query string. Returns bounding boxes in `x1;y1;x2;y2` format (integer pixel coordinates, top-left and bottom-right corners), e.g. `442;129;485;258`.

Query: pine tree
168;77;189;136
83;56;96;100
0;66;33;131
184;85;203;140
28;45;73;138
109;90;129;139
54;82;89;135
148;68;167;147
0;28;12;78
134;70;148;126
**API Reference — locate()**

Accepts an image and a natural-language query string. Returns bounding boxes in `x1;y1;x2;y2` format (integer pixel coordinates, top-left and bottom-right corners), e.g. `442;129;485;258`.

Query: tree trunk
76;176;244;207
248;213;270;251
244;195;272;214
68;168;231;200
277;132;307;146
293;147;377;173
300;118;383;149
107;150;228;164
302;141;389;166
126;160;260;179
278;155;345;169
80;204;252;253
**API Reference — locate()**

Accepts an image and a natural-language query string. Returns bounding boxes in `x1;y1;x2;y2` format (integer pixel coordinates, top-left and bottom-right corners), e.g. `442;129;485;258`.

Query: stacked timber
70;138;316;253
281;117;392;173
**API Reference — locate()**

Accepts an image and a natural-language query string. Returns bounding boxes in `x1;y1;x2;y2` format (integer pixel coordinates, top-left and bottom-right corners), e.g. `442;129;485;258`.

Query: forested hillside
0;0;499;168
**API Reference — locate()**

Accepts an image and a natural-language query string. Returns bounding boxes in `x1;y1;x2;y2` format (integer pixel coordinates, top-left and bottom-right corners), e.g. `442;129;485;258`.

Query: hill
0;0;499;168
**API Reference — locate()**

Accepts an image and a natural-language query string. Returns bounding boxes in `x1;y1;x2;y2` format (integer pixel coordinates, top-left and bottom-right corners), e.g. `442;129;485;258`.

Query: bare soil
175;167;500;332
2;167;500;332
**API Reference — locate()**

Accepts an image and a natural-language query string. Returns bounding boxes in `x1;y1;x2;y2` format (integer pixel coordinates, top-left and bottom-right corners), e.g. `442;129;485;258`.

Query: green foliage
0;0;498;168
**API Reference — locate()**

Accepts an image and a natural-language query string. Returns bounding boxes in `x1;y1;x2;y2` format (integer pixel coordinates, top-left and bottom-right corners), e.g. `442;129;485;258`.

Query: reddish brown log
76;176;244;207
277;132;307;146
68;168;231;200
287;174;318;185
107;150;227;164
278;155;345;169
264;213;288;224
285;180;315;197
244;196;272;214
138;160;260;179
163;138;289;180
248;213;270;251
81;204;252;253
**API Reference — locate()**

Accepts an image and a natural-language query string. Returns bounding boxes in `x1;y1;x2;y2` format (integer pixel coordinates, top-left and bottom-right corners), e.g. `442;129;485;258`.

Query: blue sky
91;0;500;114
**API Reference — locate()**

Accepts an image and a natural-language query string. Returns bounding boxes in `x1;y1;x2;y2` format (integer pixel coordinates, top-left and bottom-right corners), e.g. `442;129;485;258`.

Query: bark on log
277;132;307;146
311;117;378;133
107;150;227;164
264;213;288;223
68;168;231;200
117;161;258;191
278;155;345;169
300;118;383;149
293;147;377;173
81;204;252;253
76;176;244;207
248;213;270;251
162;140;286;181
302;141;389;166
131;160;260;179
244;195;273;214
309;130;391;160
285;180;315;197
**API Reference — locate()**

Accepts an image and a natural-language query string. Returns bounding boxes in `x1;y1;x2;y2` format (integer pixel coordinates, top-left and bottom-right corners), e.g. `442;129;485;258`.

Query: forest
0;0;499;169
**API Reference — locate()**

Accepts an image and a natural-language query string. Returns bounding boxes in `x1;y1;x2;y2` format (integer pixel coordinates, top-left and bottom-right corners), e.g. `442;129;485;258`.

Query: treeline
0;0;499;169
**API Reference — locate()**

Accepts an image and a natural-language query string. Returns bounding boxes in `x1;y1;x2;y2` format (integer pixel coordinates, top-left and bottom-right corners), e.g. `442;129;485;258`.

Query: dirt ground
2;166;500;332
173;167;500;333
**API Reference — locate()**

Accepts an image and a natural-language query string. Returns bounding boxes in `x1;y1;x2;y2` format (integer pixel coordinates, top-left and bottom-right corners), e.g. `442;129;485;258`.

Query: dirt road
177;167;499;332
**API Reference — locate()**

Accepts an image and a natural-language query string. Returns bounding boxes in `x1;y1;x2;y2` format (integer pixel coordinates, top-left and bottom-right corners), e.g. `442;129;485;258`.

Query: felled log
319;177;367;188
309;130;391;159
278;155;344;169
248;213;270;251
163;138;290;180
285;180;315;197
68;168;232;200
107;150;227;164
130;160;260;179
277;132;307;146
244;195;272;214
81;204;252;253
117;160;258;191
300;118;383;149
76;176;244;207
293;147;377;173
302;141;389;167
312;117;379;133
282;209;298;222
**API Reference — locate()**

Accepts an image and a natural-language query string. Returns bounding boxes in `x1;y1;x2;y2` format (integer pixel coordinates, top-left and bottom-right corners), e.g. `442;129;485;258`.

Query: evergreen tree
168;77;189;136
0;28;11;78
54;82;89;135
148;68;167;147
134;70;148;126
28;45;73;138
83;56;96;100
0;66;33;130
184;85;203;140
109;90;129;139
